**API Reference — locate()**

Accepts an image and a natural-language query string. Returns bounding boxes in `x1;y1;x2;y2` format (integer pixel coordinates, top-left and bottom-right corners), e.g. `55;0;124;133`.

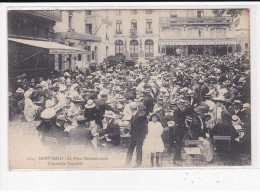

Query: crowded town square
8;9;251;168
8;54;251;168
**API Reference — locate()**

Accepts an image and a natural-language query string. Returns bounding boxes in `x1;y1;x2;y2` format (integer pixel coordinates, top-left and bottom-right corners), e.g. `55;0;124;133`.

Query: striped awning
160;39;238;46
8;38;87;54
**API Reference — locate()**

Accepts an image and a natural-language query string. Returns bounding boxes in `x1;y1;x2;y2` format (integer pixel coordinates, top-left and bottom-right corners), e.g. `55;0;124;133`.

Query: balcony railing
130;28;138;38
160;16;233;25
31;10;62;21
146;29;153;34
116;30;122;34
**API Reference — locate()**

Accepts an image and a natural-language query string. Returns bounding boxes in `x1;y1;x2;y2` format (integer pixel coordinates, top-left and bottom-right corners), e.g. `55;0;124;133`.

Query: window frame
116;20;122;34
115;40;124;54
130;40;138;54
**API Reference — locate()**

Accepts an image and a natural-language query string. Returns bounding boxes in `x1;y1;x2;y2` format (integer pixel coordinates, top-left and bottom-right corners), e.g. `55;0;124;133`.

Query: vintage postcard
8;7;251;169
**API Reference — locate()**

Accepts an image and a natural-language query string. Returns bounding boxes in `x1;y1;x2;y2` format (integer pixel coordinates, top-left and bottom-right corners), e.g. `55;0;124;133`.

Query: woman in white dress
24;89;40;122
143;114;164;167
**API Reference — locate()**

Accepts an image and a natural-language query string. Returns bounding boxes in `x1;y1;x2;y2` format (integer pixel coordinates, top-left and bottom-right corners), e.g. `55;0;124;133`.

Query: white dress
143;121;164;153
24;97;39;122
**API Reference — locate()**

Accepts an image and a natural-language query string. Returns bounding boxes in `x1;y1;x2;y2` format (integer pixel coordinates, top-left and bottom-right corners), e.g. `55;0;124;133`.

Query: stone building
108;9;241;60
54;10;113;70
110;9;160;62
8;10;84;91
159;9;238;57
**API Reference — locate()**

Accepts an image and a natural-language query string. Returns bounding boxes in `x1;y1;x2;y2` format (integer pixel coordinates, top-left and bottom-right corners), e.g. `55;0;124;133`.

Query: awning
8;38;87;54
160;39;238;46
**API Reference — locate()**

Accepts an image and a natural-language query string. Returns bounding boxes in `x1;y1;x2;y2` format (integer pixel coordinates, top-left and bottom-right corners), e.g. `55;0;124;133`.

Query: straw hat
59;85;67;92
212;96;226;102
64;72;71;77
242;103;250;111
130;102;138;109
234;100;242;104
24;90;32;98
84;99;96;109
41;108;56;119
71;96;83;103
178;98;186;103
8;92;12;97
16;88;24;93
45;99;55;109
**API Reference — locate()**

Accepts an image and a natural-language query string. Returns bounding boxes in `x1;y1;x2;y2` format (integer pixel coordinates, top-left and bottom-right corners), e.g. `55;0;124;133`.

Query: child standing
143;114;164;167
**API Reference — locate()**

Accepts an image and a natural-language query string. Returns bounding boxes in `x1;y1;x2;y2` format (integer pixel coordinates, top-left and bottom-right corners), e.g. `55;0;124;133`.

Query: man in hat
229;100;243;120
99;114;121;147
194;79;203;104
211;111;239;158
200;79;210;102
172;98;189;166
93;94;120;129
143;89;155;115
212;96;228;125
126;104;148;167
84;99;103;127
39;77;49;90
12;88;25;114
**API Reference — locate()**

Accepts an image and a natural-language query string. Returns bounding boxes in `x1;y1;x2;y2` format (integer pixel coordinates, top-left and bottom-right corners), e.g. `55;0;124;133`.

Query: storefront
160;39;237;57
8;38;86;92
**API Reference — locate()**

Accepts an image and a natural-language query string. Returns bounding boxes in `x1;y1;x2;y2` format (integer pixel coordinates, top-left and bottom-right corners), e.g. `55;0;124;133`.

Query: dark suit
84;106;103;127
211;121;239;149
200;84;210;102
172;107;188;161
143;96;154;115
99;119;121;146
126;112;148;166
94;98;120;128
194;84;202;103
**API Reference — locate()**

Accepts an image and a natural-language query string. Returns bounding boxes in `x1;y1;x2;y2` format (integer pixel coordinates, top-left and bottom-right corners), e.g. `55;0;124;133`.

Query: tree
212;9;248;18
106;54;126;68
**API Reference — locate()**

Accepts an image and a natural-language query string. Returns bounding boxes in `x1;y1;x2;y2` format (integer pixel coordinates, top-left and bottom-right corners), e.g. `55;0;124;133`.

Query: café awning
159;39;238;46
8;38;87;54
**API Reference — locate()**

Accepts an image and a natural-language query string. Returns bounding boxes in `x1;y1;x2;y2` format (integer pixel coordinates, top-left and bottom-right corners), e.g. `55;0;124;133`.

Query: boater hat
85;99;96;109
212;96;226;102
59;85;67;92
16;88;24;93
41;108;56;119
45;99;55;109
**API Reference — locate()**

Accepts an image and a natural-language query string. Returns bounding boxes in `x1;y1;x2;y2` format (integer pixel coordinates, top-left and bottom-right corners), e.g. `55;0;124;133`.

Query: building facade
107;9;240;60
8;10;62;91
235;10;250;56
110;9;160;61
54;10;113;70
159;9;237;57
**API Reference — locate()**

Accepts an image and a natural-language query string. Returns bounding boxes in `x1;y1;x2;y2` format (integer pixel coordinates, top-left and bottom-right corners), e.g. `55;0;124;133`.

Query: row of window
8;17;49;39
85;10;204;18
85;10;153;16
161;27;227;38
116;19;152;34
115;39;154;54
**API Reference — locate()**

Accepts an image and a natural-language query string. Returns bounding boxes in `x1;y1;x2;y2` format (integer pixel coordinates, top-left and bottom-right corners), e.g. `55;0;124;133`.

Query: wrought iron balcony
160;16;233;25
30;10;62;21
130;28;138;38
146;29;153;34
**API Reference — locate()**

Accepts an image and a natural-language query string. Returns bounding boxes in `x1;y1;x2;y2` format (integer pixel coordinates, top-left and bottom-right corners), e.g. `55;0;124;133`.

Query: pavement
8;114;251;169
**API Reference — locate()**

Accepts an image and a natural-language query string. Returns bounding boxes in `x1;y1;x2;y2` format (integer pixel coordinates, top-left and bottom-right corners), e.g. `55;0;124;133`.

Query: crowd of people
8;53;251;167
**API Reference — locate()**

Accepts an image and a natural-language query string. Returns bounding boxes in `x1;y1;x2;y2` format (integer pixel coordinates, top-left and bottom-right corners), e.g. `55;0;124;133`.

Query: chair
213;136;231;151
183;140;203;166
212;136;231;163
